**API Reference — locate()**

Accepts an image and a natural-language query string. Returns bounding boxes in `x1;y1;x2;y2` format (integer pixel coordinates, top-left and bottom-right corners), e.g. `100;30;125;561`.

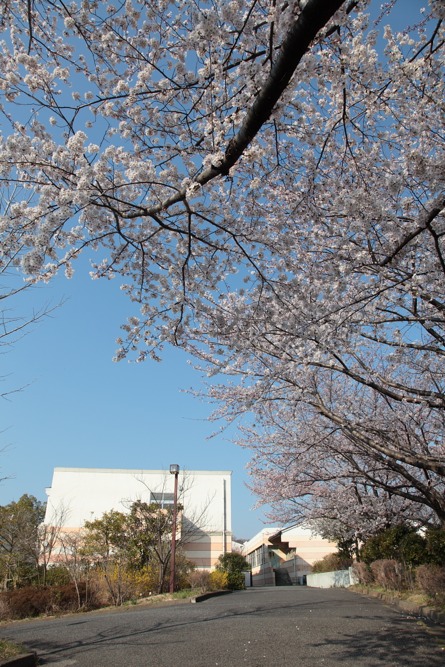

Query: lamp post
169;464;180;593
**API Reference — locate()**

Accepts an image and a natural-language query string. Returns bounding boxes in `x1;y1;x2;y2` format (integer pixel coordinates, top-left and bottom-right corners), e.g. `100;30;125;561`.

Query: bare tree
132;472;215;592
37;503;69;586
58;529;92;609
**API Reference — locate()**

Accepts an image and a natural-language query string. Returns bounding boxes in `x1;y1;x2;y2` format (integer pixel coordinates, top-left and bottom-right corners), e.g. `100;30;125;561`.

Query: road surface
1;587;444;666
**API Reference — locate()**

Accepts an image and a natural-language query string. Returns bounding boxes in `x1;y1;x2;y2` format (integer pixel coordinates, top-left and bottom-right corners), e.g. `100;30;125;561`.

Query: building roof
52;467;232;475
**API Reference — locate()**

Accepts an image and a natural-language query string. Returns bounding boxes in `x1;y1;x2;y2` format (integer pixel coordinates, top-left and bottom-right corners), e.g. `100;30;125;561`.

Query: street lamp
169;464;180;593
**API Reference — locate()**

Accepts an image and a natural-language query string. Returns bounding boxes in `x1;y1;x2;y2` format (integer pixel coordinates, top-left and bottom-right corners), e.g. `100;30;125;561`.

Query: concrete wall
306;569;353;588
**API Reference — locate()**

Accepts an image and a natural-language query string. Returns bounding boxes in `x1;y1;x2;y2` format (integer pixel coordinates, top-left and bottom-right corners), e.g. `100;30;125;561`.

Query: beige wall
279;525;337;581
243;525;337;586
250;563;275;586
183;534;232;568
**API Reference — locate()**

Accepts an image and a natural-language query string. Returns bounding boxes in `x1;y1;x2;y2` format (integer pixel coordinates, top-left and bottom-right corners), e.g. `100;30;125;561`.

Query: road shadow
309;613;445;666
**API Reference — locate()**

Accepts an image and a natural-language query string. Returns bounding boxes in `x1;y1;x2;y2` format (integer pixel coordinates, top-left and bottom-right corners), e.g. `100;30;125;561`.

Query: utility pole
169;464;180;593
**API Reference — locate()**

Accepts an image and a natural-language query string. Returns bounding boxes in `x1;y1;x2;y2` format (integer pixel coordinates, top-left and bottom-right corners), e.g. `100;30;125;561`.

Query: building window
246;545;268;569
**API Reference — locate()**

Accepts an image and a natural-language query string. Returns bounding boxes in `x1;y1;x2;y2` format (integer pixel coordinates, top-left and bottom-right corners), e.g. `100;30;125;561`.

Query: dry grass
351;584;445;612
0;639;28;660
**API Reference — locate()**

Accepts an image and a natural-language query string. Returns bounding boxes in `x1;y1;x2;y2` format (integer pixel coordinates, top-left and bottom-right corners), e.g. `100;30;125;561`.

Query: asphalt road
1;587;444;666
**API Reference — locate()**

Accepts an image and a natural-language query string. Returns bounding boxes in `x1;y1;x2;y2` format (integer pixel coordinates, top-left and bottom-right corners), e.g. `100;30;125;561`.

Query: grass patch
0;639;28;660
172;588;201;600
125;589;201;607
351;584;445;612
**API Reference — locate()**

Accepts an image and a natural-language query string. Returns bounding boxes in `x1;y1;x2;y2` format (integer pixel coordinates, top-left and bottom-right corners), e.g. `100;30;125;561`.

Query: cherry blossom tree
0;0;352;357
233;399;443;539
0;1;444;528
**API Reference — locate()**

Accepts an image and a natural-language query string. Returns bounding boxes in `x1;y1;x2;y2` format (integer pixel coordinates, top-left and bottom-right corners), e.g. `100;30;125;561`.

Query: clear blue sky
1;261;268;539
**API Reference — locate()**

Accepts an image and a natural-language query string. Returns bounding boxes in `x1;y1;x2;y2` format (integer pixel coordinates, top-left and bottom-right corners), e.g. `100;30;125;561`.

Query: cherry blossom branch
126;0;347;219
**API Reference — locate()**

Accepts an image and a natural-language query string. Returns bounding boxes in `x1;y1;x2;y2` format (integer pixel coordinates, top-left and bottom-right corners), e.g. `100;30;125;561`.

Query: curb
190;590;233;603
0;653;37;667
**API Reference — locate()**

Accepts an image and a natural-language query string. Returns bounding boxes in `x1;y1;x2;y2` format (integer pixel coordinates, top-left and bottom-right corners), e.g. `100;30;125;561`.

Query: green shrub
361;526;426;567
227;571;246;590
214;552;249;590
45;565;72;586
399;531;428;567
215;552;250;574
424;528;445;565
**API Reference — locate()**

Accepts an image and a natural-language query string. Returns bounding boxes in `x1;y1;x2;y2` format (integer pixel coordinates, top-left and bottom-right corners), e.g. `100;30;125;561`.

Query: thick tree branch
134;0;346;219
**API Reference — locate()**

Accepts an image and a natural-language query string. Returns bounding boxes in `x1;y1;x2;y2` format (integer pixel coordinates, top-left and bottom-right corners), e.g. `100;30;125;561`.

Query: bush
208;570;228;591
88;557;195;603
215;552;250;574
51;582;101;612
351;561;374;585
89;564;148;605
360;526;426;567
214;551;249;590
399;531;428;567
125;563;162;598
416;564;445;604
0;583;97;620
370;559;406;591
226;571;246;590
187;569;211;592
311;553;352;573
173;554;195;592
45;565;72;586
424;528;445;566
3;586;52;618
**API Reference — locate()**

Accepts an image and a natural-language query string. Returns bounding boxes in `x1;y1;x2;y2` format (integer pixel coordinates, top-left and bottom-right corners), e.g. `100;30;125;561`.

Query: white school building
44;467;232;569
